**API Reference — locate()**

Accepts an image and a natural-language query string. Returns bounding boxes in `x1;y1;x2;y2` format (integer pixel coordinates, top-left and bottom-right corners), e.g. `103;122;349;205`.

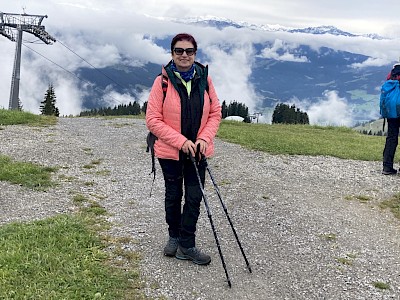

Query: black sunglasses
173;47;196;56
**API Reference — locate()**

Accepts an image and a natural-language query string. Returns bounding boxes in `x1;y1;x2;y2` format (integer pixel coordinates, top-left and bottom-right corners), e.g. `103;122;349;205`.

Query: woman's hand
181;139;208;158
181;140;196;157
195;139;208;155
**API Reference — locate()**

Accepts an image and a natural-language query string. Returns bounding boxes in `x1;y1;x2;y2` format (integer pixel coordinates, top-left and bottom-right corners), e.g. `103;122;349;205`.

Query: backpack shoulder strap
147;73;168;197
146;131;158;197
160;73;168;103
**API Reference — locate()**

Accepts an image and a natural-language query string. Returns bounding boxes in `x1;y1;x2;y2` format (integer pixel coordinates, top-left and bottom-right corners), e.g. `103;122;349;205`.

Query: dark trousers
158;156;206;248
383;118;400;168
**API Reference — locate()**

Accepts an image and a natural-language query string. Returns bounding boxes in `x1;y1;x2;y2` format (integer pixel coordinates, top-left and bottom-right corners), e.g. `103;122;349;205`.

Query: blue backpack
380;80;400;119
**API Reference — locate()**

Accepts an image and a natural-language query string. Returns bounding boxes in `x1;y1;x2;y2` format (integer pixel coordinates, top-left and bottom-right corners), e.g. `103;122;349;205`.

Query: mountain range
76;17;392;124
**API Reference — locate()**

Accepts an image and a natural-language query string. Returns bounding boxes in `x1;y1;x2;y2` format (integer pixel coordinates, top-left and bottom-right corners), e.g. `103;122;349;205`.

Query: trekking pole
203;156;252;273
189;153;232;288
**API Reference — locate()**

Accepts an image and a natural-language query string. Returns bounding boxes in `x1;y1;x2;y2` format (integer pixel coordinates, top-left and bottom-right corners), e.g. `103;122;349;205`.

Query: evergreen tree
131;101;141;115
272;103;309;125
225;100;250;121
142;101;147;114
271;103;286;124
221;101;228;118
228;101;239;116
40;84;59;116
79;100;143;117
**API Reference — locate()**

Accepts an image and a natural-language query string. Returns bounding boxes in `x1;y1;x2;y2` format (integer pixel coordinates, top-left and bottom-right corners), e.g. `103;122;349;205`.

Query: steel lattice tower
0;12;56;110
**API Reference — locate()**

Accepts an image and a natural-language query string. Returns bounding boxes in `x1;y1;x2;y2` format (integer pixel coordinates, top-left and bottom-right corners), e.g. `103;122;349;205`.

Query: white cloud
259;39;309;62
204;43;259;113
293;91;353;126
101;88;137;109
351;57;390;69
53;79;84;116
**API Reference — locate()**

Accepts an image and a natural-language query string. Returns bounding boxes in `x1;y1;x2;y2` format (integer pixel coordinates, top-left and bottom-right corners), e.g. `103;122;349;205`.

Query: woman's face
172;40;196;72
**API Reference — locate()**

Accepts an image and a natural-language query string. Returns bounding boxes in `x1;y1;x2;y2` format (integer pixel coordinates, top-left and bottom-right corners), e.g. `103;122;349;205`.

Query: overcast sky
136;0;400;36
30;0;399;36
1;0;400;125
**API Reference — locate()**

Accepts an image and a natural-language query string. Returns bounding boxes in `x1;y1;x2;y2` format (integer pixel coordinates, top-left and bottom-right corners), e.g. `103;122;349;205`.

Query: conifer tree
142;101;148;114
40;84;59;116
272;103;309;124
221;100;228;118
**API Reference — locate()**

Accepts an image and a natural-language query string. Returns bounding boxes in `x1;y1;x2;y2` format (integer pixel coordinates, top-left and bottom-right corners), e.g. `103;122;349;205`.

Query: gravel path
1;117;400;299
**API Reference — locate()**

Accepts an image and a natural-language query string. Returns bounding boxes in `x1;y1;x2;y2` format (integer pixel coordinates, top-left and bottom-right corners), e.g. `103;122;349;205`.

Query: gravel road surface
1;117;400;300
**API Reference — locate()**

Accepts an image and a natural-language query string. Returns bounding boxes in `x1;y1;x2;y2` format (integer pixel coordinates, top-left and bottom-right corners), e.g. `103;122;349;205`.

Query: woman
146;33;221;265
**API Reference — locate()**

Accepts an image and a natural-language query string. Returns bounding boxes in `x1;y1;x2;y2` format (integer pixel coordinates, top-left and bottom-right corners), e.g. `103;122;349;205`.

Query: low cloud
293;91;353;126
259;39;309;62
351;57;391;68
101;87;138;109
204;43;259;113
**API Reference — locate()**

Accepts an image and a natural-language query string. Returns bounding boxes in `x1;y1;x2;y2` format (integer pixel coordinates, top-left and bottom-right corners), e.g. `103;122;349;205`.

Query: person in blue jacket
382;63;400;175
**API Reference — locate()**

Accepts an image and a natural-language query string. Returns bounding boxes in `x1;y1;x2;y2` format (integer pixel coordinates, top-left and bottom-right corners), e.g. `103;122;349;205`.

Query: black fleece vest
165;62;208;143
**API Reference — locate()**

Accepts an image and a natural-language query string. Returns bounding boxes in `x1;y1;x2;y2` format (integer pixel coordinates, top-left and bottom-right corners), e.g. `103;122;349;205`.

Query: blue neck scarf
171;61;195;82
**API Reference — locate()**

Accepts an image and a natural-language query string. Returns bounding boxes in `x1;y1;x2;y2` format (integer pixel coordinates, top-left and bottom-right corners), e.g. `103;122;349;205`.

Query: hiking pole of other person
203;156;252;273
189;153;232;288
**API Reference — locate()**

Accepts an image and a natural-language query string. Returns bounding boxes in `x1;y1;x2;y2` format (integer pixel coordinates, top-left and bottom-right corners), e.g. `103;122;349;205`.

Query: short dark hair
170;33;197;52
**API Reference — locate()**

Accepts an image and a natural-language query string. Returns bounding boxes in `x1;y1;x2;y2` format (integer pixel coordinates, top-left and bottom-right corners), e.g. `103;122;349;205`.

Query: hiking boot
164;237;179;256
175;246;211;265
382;167;397;175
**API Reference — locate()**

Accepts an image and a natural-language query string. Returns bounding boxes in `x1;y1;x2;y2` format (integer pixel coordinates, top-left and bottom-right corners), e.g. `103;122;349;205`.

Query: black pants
158;156;206;248
383;118;400;168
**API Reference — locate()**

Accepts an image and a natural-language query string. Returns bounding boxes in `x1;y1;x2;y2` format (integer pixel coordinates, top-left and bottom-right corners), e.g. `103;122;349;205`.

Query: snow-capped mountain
172;15;285;32
173;16;385;39
288;25;356;37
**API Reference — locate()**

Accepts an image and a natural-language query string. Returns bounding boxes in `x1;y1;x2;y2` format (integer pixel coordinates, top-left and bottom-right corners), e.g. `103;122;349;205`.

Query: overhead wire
22;42;124;105
23;43;81;79
21;37;134;106
56;39;127;91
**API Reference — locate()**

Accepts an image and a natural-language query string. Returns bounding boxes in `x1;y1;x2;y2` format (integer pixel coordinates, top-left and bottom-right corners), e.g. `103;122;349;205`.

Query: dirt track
1;117;400;299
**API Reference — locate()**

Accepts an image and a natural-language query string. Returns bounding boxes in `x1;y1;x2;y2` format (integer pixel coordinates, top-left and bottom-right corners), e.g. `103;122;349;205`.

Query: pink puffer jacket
146;66;221;160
